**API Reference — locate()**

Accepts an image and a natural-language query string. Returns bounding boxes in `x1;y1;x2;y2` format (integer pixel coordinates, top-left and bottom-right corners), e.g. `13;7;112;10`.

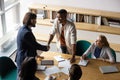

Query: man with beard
47;9;77;63
15;12;49;74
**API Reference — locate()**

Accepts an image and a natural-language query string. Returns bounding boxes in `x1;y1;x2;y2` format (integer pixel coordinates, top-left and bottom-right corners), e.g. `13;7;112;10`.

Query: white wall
21;0;120;12
20;0;120;22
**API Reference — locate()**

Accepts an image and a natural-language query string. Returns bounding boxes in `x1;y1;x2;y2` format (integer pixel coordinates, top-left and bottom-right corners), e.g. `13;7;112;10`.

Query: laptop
99;66;119;74
41;60;54;65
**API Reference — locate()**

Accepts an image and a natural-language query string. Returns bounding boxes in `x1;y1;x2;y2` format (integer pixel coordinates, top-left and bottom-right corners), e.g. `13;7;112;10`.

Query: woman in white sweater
82;35;115;63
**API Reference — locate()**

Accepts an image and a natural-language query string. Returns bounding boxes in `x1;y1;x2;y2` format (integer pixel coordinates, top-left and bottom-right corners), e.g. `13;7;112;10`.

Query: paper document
37;65;47;71
78;60;89;66
43;66;60;76
54;55;65;62
58;60;71;68
60;67;69;75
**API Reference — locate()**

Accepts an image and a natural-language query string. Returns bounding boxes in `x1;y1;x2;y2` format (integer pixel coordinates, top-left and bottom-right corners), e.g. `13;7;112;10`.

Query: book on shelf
109;24;120;28
52;11;57;19
76;14;79;22
88;15;93;24
37;14;44;19
73;13;76;22
107;18;120;28
95;16;101;25
102;17;109;26
45;10;50;19
37;9;45;19
84;15;89;23
91;16;95;24
76;14;84;22
37;10;50;19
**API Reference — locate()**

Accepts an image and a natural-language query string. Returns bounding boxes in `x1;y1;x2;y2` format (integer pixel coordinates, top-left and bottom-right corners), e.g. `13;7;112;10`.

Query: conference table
35;51;120;80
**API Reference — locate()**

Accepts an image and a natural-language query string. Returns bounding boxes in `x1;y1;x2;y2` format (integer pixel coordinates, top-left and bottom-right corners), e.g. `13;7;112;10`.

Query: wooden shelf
75;22;98;32
97;25;120;35
29;4;120;18
29;4;120;35
36;19;120;35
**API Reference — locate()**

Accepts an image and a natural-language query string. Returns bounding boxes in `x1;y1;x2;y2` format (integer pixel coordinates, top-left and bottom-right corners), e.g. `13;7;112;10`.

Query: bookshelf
29;3;120;35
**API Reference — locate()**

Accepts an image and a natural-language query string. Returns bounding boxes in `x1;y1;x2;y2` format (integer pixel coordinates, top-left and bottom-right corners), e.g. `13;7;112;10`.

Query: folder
99;66;119;74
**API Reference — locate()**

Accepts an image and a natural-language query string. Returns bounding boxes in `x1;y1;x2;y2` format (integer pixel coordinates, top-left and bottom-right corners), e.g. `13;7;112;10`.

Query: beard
32;24;36;27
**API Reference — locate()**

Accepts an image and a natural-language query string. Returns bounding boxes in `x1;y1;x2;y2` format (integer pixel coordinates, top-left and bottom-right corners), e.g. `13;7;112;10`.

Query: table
36;51;120;80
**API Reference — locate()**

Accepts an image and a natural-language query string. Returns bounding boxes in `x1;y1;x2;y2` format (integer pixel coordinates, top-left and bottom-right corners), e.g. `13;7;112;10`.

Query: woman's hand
81;54;86;60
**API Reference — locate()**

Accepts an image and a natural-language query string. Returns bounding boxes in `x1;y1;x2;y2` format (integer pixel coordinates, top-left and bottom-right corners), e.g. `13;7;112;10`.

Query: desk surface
36;51;120;80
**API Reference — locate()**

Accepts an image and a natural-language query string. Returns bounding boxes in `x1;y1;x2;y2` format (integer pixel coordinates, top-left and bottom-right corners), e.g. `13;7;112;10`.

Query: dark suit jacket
16;25;48;70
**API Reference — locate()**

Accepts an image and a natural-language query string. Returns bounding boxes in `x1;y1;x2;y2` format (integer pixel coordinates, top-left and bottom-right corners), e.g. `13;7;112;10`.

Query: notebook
78;60;89;66
54;55;65;62
99;66;119;74
41;60;54;65
37;65;47;71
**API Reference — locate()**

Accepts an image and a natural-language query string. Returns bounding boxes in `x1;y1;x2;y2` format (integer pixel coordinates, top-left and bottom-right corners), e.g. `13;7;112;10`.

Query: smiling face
56;13;66;24
95;36;103;48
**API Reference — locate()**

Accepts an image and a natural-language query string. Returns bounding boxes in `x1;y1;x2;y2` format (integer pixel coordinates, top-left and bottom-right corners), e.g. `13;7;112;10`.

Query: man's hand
70;56;76;63
47;45;50;51
36;55;44;61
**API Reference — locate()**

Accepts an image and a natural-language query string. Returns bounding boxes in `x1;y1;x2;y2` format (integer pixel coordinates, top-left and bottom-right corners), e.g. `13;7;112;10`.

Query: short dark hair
19;57;37;80
23;12;36;26
69;64;82;80
57;9;67;17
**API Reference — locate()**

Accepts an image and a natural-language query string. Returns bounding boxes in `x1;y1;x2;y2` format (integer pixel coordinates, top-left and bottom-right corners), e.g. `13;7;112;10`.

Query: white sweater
50;18;77;54
83;43;115;63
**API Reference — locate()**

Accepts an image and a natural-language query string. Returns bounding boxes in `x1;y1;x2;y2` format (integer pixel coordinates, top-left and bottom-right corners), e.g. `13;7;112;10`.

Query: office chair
0;56;17;80
76;40;91;57
110;48;116;62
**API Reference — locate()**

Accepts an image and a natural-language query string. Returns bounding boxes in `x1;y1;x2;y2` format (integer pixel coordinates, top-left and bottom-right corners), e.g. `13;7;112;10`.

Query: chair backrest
110;48;116;62
76;40;91;56
0;56;17;77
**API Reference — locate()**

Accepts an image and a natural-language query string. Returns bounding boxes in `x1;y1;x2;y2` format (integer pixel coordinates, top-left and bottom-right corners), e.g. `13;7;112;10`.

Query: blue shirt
94;47;102;58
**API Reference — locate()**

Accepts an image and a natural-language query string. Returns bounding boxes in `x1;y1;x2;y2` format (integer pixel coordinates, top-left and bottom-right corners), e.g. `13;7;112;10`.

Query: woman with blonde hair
82;35;115;63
